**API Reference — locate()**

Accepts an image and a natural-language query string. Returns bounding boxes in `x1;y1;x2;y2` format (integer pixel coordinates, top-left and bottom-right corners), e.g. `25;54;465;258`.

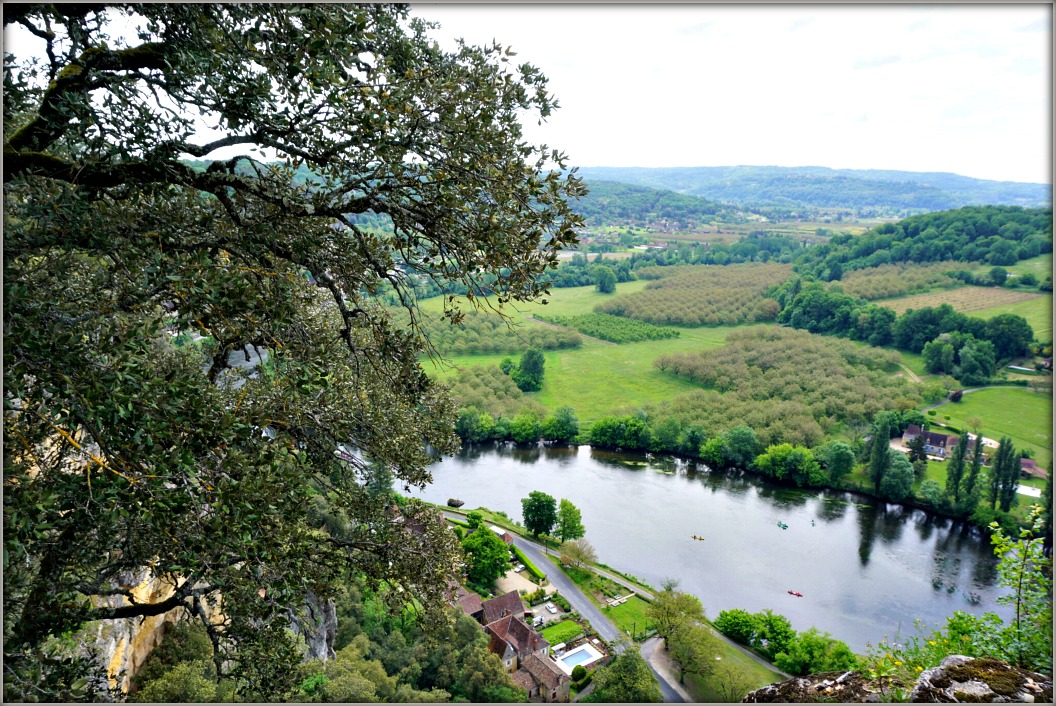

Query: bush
571;665;587;681
927;410;937;416
949;390;963;402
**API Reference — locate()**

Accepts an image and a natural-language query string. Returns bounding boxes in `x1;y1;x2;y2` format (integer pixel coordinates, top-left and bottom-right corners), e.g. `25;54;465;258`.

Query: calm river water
410;442;1013;652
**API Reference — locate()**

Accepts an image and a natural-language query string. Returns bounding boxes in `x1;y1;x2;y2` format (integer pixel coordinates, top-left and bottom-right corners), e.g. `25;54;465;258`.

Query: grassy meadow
969;253;1052;281
929;387;1052;469
418;281;761;425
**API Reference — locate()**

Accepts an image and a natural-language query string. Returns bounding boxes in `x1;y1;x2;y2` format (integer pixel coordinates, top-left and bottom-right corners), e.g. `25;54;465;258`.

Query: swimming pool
555;644;603;675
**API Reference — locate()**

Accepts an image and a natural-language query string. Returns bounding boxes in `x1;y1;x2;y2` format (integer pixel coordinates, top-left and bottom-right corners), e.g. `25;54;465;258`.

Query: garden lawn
970;253;1052;281
931;387;1052;469
601;595;653;641
541;620;584;646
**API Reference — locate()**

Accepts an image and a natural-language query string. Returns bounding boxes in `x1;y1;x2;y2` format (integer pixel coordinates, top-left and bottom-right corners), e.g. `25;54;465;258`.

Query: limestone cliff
742;655;1053;703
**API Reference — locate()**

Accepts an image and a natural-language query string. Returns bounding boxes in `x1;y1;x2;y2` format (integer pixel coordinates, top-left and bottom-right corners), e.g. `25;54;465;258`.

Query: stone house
902;425;977;458
512;653;571;703
484;613;549;672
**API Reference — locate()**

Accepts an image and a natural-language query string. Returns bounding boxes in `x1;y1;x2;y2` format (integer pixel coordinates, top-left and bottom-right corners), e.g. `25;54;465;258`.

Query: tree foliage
587;644;663;703
3;4;583;698
559;538;597;569
461;527;513;587
521;491;557;537
645;582;705;645
773;628;857;676
556;499;586;544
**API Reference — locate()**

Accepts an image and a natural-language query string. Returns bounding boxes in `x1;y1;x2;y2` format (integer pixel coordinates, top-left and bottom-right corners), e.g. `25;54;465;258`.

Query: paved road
441;510;684;701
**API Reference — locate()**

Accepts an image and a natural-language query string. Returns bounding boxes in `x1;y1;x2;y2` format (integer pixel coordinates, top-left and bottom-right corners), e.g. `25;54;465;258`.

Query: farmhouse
512;653;572;704
902;425;982;459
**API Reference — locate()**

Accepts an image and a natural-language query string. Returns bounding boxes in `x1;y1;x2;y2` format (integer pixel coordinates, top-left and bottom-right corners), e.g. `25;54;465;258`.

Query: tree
906;433;928;465
774;628;857;676
989;437;1018;510
945;431;970;506
461;528;513;587
823;441;857;483
556;498;586;543
713;659;757;702
559;538;597;569
512;349;546;392
588;645;663;703
879;450;915;502
958;436;986;515
751;610;796;660
999;452;1022;514
3;4;583;698
989;267;1009;287
868;416;893;493
594;265;617;294
542;406;579;443
667;623;721;684
714;609;758;645
510;411;543;444
646;581;705;645
521;491;558;537
754;443;824;487
723;424;760;470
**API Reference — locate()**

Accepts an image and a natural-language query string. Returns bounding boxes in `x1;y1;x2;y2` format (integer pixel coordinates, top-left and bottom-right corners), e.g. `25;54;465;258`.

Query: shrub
571;665;587;682
949;390;963;402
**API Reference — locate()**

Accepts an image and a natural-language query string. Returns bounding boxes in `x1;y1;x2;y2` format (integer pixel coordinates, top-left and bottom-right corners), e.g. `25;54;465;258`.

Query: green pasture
973;294;1052;343
898;351;929;377
970;253;1052;281
931;387;1052;469
420;281;765;425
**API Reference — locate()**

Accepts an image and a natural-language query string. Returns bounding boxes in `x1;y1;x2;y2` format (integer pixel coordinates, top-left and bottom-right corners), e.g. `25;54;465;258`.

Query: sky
410;4;1052;184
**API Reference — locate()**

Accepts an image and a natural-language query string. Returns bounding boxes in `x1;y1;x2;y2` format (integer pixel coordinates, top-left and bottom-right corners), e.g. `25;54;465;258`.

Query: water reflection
415;444;1011;650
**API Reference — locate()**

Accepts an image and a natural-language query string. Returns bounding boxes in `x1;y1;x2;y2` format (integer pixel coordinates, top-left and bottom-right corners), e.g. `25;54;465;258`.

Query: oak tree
3;3;582;698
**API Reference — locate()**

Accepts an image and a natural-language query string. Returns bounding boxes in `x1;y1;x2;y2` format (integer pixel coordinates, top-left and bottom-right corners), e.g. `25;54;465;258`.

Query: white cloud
412;4;1051;183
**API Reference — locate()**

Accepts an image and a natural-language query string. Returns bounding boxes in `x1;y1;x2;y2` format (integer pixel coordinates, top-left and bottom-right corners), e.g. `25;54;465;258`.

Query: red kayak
787;590;803;597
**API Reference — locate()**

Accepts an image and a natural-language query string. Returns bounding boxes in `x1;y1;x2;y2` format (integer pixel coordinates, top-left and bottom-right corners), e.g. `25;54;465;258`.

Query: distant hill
574;180;750;228
575;165;1051;215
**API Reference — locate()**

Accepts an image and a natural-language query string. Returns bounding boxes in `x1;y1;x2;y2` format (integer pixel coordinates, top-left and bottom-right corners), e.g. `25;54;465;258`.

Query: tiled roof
511;668;536;692
522;653;568;689
456;592;483;618
486;614;548;657
481;590;527;624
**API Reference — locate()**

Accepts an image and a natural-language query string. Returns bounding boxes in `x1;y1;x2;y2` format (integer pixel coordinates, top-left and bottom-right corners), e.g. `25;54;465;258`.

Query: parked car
545;602;558;614
514;564;526;572
533;616;544;627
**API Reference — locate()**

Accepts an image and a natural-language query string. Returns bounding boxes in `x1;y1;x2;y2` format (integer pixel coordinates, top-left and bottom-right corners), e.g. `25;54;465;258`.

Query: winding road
440;508;789;700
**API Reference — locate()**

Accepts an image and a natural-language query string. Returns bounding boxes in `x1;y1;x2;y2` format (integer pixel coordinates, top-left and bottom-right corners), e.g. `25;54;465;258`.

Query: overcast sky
411;3;1052;184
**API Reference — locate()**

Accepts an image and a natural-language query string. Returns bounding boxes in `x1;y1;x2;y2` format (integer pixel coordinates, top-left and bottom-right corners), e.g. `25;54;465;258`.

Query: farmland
875;286;1045;316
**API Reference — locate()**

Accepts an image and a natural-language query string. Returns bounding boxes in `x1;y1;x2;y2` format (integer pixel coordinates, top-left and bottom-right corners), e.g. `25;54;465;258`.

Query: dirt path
525;316;617;346
898;363;922;383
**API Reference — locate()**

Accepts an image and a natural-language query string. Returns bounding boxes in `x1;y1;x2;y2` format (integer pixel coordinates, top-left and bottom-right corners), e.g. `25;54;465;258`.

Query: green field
684;631;787;702
420;282;759;425
973;294;1053;343
931;387;1052;469
970;253;1052;281
601;595;654;640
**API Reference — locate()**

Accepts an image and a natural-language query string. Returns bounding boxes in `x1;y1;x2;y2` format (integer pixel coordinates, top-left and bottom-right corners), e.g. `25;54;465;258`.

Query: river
410;442;1014;652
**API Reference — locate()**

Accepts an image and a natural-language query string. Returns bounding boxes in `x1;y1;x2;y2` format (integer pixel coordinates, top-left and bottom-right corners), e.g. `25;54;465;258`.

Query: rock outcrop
742;656;1053;703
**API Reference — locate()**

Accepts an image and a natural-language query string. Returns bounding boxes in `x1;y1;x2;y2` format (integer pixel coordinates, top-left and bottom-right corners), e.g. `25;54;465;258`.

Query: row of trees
521;491;586;543
595;263;790;327
836;260;963;300
712;608;856;676
454;405;579;445
773;277;1035;374
538;312;680;344
389;308;581;357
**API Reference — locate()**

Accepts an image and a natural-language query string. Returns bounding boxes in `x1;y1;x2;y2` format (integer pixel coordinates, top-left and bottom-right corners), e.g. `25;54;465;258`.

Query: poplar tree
945;431;970;506
869;416;892;493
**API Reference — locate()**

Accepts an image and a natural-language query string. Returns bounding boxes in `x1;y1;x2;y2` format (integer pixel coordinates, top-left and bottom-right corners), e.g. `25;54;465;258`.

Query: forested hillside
576;165;1051;215
795;205;1052;280
572;180;747;227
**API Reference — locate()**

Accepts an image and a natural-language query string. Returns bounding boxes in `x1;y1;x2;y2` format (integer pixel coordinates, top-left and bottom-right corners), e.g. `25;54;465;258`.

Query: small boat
777;522;788;530
787;590;804;598
690;534;704;541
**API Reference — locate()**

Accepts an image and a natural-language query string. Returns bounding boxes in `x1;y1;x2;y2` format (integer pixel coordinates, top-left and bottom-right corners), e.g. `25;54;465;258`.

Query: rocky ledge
743;655;1052;703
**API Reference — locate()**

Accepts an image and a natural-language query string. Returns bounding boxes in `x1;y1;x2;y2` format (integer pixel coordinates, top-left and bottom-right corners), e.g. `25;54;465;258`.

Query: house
902;425;977;458
480;590;528;626
1020;458;1050;481
512;653;571;703
484;613;550;672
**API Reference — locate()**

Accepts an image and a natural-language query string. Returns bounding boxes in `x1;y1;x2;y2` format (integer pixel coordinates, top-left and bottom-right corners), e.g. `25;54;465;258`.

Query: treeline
796;205;1052;281
837;261;963;300
594;263;789;327
772;277;1036;372
574;179;744;228
389;309;581;357
536;313;680;343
